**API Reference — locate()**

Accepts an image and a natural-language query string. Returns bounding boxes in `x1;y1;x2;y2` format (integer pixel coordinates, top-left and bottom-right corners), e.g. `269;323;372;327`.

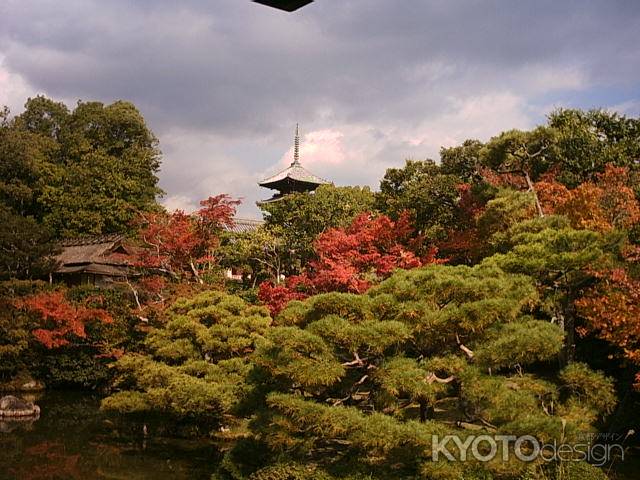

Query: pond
2;391;639;480
0;391;219;480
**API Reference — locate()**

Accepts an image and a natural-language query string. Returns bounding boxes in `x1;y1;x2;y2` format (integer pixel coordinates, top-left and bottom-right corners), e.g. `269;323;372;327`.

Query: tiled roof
56;263;130;276
259;161;330;188
224;218;264;234
54;235;134;276
59;234;125;247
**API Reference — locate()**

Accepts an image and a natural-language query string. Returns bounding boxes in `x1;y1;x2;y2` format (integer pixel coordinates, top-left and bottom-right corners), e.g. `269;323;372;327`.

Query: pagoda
258;125;330;203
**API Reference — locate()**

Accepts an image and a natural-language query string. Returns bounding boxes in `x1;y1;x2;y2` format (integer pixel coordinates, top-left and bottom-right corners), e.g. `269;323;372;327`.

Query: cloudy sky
1;0;639;217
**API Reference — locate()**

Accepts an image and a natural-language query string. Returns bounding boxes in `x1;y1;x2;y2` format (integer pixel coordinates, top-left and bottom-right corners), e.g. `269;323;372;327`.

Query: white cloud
278;128;346;168
415;92;534;151
517;64;588;93
161;195;198;213
610;99;640;117
157;128;270;219
0;55;34;114
271;92;535;190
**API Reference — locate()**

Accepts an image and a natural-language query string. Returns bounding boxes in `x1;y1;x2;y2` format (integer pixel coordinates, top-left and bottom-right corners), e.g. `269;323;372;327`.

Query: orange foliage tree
18;291;113;349
536;164;640;232
576;266;640;389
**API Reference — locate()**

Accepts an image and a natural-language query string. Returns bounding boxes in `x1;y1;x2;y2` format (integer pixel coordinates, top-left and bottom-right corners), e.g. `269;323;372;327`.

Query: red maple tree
437;183;487;264
304;212;427;292
18;291;113;349
258;278;308;317
259;212;439;315
134;194;240;282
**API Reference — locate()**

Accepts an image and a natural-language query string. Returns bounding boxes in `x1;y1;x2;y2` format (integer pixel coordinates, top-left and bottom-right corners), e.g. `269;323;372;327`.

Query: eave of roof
56;263;130;276
259;162;330;189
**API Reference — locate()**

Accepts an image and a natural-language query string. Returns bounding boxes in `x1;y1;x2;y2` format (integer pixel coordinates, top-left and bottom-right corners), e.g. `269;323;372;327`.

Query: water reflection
0;416;39;434
0;391;218;480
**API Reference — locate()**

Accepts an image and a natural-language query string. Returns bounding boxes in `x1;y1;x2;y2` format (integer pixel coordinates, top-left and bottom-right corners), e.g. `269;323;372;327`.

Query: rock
20;393;41;404
0;395;41;418
20;379;45;392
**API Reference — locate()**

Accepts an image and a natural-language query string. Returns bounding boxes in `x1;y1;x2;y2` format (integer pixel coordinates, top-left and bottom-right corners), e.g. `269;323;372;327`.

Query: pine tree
243;262;614;478
102;291;271;430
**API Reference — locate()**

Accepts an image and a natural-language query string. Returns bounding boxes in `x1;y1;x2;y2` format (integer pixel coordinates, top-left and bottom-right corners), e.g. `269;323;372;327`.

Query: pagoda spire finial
292;123;300;166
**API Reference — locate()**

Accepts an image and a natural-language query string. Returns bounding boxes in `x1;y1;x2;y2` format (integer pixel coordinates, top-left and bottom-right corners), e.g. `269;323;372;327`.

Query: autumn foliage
577;265;640;389
136;275;168;296
259;212;438;315
257;279;308;318
18;291;113;349
495;165;640;390
536;164;640;232
437;183;488;263
304;212;428;291
134;194;239;280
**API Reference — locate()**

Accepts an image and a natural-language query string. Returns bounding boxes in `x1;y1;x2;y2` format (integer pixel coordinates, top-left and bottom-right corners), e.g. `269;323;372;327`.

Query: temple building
53;234;138;286
258;125;330;203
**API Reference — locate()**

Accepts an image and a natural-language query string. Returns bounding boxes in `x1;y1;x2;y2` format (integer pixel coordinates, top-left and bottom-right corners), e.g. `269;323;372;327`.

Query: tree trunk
559;288;576;367
126;278;143;311
564;301;576;365
190;261;204;284
419;400;433;422
524;171;545;218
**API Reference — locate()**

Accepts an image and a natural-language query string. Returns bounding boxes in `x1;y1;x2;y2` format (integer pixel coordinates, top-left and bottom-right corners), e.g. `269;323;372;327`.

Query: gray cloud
1;0;639;217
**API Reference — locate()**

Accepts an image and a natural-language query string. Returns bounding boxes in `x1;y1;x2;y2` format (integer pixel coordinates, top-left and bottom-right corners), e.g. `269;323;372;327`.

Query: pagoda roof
258;161;330;190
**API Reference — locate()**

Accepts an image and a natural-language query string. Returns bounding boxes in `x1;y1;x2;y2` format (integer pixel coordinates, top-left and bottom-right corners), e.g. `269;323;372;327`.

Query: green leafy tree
376;159;461;240
481;127;558;217
219;225;288;287
475;190;537;254
13;96;69;141
0;280;47;381
102;263;616;479
440;139;485;183
547;109;640;188
0;281;138;388
36;99;162;236
1;96;162;237
441;109;640;194
0;106;56;217
492;216;610;363
0;206;58;280
261;185;375;273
